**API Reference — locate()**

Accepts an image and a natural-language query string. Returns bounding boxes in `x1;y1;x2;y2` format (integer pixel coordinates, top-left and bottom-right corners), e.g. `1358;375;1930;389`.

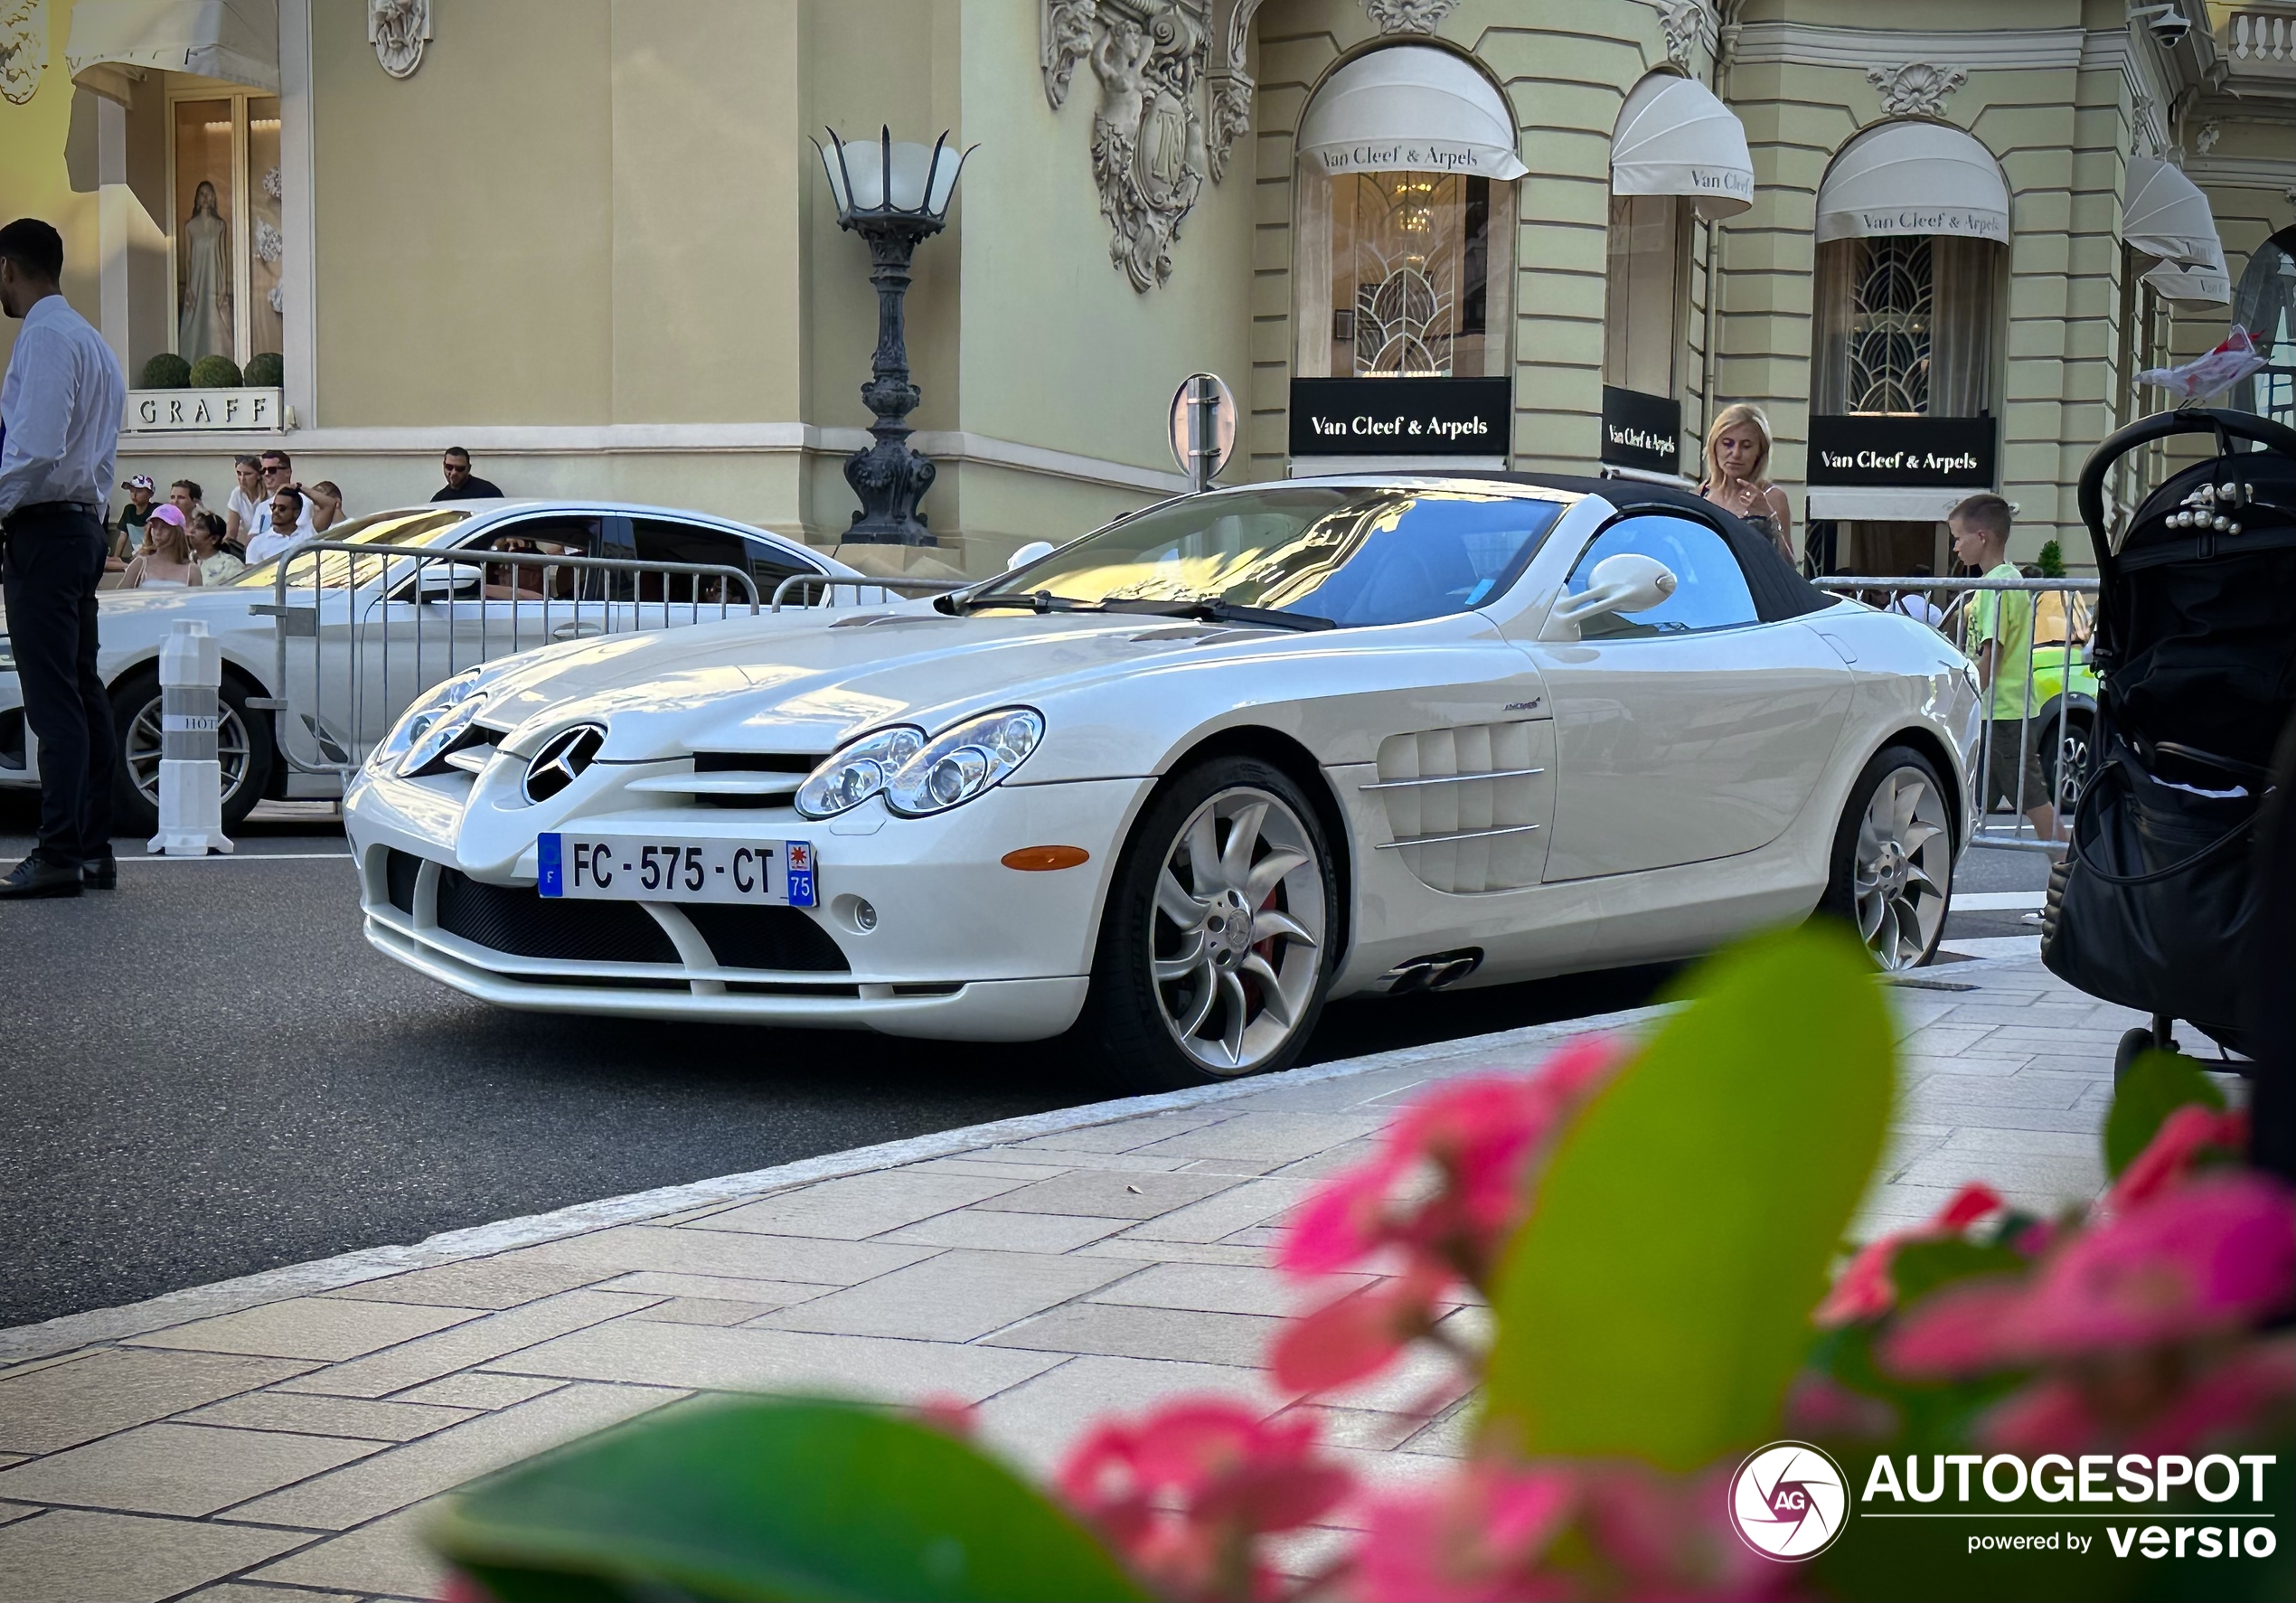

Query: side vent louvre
1369;721;1556;893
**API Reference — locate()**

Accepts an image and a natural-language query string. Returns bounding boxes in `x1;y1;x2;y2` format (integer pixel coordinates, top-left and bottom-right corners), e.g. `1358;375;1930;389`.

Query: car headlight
883;707;1044;817
795;724;926;819
375;671;486;778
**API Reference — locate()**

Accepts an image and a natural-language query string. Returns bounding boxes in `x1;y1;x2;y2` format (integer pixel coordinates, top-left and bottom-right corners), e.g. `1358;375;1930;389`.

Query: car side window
630;518;812;604
1561;514;1760;638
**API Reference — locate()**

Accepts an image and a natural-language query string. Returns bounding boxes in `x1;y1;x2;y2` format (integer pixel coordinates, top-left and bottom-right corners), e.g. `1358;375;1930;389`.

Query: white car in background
342;474;1981;1089
0;501;856;833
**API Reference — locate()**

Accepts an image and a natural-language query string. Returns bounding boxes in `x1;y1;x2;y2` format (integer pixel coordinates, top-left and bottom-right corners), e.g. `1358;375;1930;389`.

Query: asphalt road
0;807;1700;1329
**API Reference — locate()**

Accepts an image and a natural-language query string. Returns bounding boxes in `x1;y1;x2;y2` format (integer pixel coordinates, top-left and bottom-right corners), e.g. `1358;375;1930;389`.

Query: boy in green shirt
1951;492;2060;842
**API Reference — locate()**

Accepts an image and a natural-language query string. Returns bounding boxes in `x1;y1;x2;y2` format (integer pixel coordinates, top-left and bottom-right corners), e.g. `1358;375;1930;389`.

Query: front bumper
343;758;1153;1041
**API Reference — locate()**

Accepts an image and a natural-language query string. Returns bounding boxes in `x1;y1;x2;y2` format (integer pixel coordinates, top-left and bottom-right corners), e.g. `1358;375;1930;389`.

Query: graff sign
124;388;286;434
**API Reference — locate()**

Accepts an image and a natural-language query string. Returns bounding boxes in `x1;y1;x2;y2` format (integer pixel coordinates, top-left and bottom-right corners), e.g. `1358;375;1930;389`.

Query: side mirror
1539;553;1679;641
1006;540;1057;571
416;562;486;602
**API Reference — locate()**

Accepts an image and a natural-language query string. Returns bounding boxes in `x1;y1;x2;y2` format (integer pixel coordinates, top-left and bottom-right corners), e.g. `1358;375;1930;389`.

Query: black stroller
2042;407;2296;1076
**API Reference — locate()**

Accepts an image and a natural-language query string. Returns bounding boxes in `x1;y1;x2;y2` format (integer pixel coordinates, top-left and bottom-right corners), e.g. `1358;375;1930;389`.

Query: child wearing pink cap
119;503;203;588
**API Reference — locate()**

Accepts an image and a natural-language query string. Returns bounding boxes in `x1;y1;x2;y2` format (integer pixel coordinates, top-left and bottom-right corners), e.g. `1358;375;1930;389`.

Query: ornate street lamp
814;127;974;545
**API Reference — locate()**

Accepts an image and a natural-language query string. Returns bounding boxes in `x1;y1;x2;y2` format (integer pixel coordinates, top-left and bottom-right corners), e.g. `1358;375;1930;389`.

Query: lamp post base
842;431;937;546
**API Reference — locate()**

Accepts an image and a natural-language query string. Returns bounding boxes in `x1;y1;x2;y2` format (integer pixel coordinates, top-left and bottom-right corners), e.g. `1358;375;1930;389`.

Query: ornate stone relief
1654;0;1716;70
1041;0;1265;293
1363;0;1456;34
2195;119;2221;156
1867;61;1965;118
0;0;46;107
368;0;432;80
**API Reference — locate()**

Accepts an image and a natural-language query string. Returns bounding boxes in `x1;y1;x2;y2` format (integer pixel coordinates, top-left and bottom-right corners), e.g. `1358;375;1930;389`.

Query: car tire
110;667;276;837
1079;756;1338;1092
1819;744;1954;971
2038;712;2094;813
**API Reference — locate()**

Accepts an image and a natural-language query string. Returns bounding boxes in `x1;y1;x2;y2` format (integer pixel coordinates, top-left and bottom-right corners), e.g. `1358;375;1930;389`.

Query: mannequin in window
178;180;231;361
1698;404;1794;567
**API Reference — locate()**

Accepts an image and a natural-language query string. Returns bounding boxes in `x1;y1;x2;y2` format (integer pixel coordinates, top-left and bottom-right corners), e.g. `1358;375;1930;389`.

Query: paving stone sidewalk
0;950;2148;1603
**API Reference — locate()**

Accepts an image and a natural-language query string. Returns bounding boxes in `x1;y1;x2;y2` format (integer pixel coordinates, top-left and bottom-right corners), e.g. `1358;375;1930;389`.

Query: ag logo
1728;1440;1850;1560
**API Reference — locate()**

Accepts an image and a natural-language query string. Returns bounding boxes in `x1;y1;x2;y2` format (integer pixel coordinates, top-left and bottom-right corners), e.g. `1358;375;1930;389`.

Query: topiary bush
244;352;284;388
139;352;191;389
2036;538;2066;578
188;354;243;388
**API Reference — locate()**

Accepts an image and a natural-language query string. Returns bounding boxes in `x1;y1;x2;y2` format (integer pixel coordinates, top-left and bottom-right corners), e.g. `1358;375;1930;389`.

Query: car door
625;516;822;621
1522;512;1849;881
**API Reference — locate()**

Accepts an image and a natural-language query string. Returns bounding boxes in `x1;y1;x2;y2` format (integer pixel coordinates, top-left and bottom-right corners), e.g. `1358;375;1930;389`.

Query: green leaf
1485;925;1895;1470
1886;1237;2028;1309
428;1397;1152;1602
2103;1049;2226;1177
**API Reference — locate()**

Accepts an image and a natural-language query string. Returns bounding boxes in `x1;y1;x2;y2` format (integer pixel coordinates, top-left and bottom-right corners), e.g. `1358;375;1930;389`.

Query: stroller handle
2076;406;2296;587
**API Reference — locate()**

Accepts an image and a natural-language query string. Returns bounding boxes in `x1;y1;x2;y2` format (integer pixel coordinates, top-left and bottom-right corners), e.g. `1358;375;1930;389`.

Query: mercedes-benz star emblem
522;724;607;805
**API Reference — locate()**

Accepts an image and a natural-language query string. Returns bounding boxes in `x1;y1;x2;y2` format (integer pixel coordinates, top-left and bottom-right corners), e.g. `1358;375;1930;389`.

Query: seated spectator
225;455;264;546
307;479;344;533
258;449;319;538
189;512;245;584
121;505;204;588
168;477;203;527
244;486;308;567
1888;564;1946;629
482;535;549;599
111;474;155;570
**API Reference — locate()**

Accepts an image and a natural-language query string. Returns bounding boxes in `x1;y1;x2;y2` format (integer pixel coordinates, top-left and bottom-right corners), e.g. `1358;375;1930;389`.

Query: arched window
2232;226;2296;431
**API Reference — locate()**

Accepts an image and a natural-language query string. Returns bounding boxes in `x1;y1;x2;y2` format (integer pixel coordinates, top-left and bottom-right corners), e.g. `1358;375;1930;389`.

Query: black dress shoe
0;855;85;899
83;854;118;891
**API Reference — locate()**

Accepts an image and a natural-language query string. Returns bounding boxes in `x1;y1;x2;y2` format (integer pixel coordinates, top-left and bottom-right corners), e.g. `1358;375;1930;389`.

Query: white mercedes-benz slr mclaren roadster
343;475;1981;1089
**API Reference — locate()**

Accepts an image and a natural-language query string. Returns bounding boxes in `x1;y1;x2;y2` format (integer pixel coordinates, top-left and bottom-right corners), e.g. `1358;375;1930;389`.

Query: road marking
0;852;352;865
1950;891;2047;911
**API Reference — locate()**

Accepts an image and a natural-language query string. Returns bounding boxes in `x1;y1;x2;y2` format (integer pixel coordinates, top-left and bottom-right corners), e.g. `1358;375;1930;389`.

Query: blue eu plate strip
537;833;563;898
786;839;816;908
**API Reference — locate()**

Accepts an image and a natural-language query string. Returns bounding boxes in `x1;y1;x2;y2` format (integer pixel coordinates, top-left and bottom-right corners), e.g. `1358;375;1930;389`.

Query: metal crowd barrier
266;542;761;780
1817;574;2103;854
768;573;967;610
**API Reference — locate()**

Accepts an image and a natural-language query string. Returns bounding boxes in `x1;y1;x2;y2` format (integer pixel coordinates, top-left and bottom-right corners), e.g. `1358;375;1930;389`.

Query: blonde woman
120;504;204;589
1698;404;1795;566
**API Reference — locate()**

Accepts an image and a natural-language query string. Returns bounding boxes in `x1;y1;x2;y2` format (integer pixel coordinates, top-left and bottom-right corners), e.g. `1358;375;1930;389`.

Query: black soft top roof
1456;470;1837;623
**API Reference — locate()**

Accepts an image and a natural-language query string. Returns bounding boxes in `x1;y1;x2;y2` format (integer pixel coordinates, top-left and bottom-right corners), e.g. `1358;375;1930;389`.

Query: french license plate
537;835;816;907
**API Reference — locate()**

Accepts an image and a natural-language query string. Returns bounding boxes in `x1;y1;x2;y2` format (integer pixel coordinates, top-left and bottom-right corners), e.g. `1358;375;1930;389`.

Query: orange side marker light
1002;845;1090;872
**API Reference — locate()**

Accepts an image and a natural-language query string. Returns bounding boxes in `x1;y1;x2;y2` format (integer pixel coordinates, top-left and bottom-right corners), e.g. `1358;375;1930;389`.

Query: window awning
1816;120;2009;244
1297;45;1528;182
2122;156;2221;267
1611;73;1753;220
2144;236;2233;306
66;0;279;103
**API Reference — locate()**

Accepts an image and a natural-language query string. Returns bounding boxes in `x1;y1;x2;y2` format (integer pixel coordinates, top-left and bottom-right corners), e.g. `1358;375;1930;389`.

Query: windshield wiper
1100;598;1336;631
947;590;1101;616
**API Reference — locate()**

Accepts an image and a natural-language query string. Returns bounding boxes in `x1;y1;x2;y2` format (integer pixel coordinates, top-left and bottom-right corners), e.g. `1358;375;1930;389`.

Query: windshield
979;486;1569;627
224;507;475;589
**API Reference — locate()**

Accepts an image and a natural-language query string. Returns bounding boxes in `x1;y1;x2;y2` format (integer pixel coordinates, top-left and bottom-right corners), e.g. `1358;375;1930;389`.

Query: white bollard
148;619;235;857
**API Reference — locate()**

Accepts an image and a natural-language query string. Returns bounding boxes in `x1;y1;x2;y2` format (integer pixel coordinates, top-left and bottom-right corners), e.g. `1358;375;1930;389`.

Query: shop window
169;90;284;372
2232;227;2296;432
1294;170;1514;378
1601;194;1681;398
1813;234;2001;417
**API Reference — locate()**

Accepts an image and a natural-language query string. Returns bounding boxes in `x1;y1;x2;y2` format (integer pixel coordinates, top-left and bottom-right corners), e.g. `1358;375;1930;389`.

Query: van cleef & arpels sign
1289;377;1510;457
1807;413;1996;488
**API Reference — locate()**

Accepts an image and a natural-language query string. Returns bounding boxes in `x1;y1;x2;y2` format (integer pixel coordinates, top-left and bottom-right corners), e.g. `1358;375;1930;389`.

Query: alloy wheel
1852;765;1952;969
1150;786;1327;1075
127;695;251;807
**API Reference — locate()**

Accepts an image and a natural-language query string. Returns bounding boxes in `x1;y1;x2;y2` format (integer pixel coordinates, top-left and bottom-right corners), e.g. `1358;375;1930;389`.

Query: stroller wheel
2113;1026;2154;1084
1821;744;1954;970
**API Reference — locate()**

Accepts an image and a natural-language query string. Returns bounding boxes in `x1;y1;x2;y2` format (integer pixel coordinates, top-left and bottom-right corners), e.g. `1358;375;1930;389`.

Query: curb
0;951;2047;1369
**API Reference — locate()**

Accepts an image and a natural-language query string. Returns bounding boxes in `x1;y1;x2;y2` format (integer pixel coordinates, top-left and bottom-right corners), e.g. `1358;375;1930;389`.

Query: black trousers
2;506;115;863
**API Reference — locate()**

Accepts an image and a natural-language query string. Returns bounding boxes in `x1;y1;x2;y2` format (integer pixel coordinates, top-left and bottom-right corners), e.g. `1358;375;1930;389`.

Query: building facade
2;0;2291;577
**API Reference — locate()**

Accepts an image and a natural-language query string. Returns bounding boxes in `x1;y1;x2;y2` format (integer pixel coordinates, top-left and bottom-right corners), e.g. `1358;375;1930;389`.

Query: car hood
471;606;1331;760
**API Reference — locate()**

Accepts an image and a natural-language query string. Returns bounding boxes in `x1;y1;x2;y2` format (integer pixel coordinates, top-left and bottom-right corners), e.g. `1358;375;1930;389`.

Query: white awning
1611;73;1753;220
67;0;279;103
1816;120;2009;244
2144;235;2233;306
1297;46;1528;181
2122;156;2221;266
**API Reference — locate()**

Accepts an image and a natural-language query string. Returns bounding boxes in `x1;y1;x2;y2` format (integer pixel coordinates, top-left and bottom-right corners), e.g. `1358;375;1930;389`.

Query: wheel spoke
1218;970;1249;1065
1856;888;1885;942
1156;868;1207;928
1903;821;1943;854
1244;848;1308;907
1241;952;1293;1028
1250;908;1317;948
1177;974;1219;1038
1219;800;1268;891
1905;864;1944;898
1185;807;1222;892
1153;934;1208;984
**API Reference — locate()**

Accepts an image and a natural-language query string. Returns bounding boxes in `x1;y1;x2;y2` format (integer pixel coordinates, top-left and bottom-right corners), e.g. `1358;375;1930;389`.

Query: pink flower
1283;1038;1622;1287
2131;1334;2296;1455
1979;1336;2296;1457
1352;1462;1576;1603
1576;1462;1802;1602
1272;1268;1448;1395
1884;1174;2296;1377
2105;1104;2248;1214
1814;1183;2005;1327
1058;1399;1352;1601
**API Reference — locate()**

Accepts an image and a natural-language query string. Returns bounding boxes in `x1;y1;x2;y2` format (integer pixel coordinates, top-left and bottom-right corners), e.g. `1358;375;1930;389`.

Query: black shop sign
1808;414;1997;488
1290;377;1510;458
1600;386;1682;476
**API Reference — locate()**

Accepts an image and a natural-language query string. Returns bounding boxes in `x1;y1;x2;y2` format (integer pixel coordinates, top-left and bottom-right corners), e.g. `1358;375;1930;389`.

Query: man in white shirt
0;218;126;898
243;486;309;567
258;448;318;540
